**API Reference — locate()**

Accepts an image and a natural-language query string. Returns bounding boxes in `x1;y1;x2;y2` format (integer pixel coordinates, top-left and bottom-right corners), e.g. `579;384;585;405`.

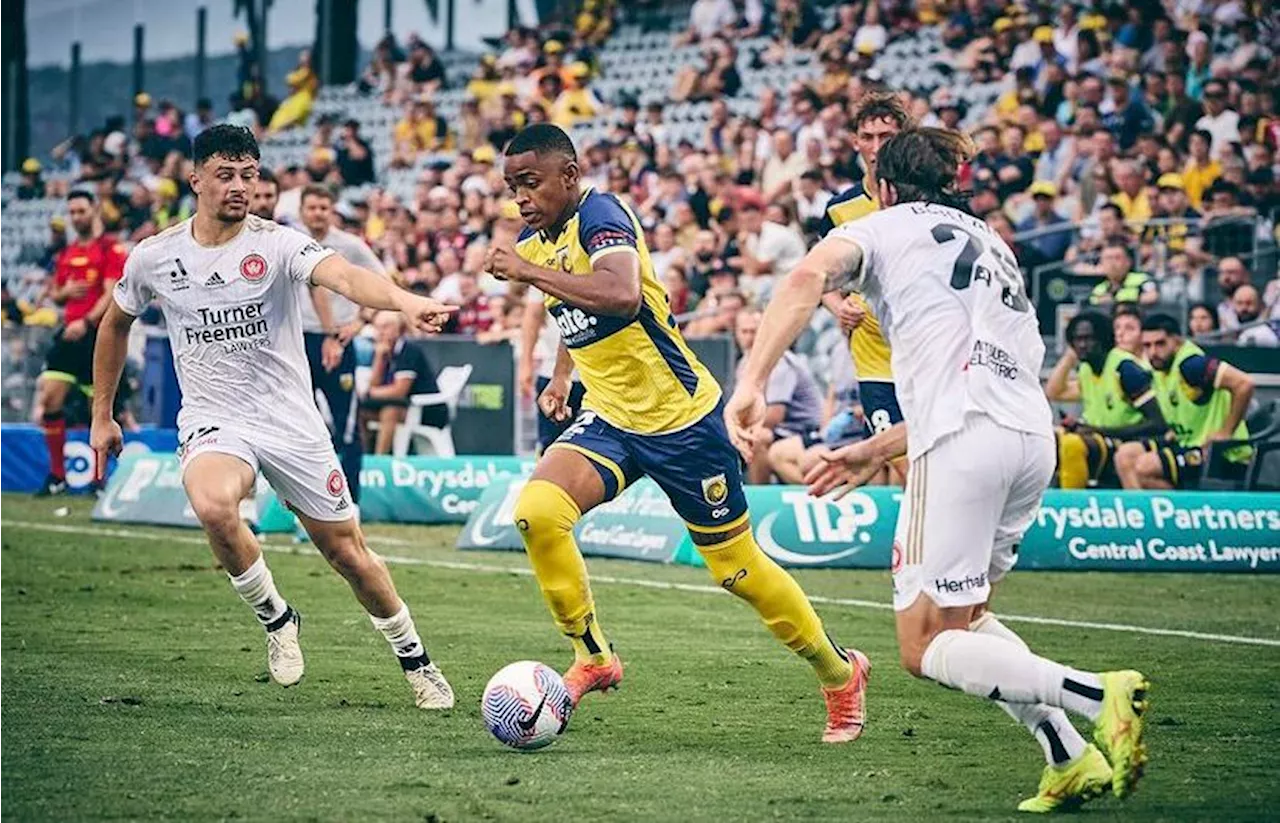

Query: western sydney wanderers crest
240;253;268;282
326;469;345;497
891;541;904;574
701;473;729;506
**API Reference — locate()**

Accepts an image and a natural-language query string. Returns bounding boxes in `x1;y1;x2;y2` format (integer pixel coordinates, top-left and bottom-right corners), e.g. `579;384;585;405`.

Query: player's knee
317;526;375;579
187;485;243;537
513;479;580;543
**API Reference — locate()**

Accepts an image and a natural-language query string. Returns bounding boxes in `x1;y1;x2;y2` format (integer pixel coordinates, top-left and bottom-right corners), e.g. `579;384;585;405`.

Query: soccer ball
481;661;573;751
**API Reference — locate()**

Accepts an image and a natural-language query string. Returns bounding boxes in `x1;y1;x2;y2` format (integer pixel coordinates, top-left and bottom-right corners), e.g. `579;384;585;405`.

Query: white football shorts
177;423;354;522
891;412;1054;611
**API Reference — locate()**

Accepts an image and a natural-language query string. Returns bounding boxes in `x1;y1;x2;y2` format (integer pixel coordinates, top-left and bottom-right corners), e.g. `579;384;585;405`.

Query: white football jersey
296;227;386;334
831;202;1052;460
114;215;337;445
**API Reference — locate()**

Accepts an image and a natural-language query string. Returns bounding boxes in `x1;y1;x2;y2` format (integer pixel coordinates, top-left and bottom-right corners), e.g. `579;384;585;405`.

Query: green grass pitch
3;493;1278;821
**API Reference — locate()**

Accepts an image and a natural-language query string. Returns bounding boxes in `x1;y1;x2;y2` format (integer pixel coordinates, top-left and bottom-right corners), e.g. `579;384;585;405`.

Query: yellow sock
697;527;853;688
1057;432;1089;489
513;479;612;665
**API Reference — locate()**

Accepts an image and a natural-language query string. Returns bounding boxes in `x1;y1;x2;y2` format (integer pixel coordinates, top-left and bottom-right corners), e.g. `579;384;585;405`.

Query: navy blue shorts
535;376;588;452
859;380;903;437
549;400;749;531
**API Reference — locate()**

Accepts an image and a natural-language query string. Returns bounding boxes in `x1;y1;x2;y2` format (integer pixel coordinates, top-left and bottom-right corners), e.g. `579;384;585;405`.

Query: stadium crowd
3;0;1278;488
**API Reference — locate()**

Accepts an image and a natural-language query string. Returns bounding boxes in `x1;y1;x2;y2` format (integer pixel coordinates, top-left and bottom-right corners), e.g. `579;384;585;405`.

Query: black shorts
859;380;902;437
1143;440;1248;489
42;326;97;388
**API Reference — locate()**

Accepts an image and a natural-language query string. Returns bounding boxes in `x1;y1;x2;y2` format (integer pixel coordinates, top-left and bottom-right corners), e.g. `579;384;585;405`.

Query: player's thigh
892;417;1011;614
180;431;259;525
630;406;750;543
541;409;638;513
255;437;355;522
990;432;1055;584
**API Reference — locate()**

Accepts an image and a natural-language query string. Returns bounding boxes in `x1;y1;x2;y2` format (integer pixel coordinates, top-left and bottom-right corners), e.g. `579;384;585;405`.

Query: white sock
970;614;1088;765
228;555;288;626
370;602;428;665
921;628;1105;722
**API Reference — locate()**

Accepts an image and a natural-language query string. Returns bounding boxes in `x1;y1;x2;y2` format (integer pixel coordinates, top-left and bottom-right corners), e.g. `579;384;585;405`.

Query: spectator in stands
684;288;746;339
678;0;737;45
1196;80;1241;159
551;63;604;127
442;271;493;336
732;308;824;483
336;119;375;187
360;311;446;455
184;98;215;141
400;38;447;99
795;169;833;236
1182;129;1220;209
267;49;318;134
1017;181;1072;262
760;129;809;202
1231;285;1279;347
1188;302;1219;338
985;209;1048;278
1088;244;1158;307
395;98;451;155
251;168;279;220
1215;256;1251;331
673;38;742;102
1103;73;1154;151
736;201;805;297
1110;160;1153;226
17;158;46;200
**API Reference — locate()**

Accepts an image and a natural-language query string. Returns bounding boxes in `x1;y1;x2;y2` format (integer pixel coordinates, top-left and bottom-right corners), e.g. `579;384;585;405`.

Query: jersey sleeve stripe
636;305;700;397
587;245;640;265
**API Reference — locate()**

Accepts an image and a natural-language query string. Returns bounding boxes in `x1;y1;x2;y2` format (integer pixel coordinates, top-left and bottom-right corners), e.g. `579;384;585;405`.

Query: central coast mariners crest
544;247;572;273
701;474;729;506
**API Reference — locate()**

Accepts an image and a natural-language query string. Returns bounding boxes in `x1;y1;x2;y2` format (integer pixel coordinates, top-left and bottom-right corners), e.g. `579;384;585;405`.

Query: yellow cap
472;144;497;164
1033;26;1054;43
233;31;249;46
134;92;151;107
50;215;66;229
1157;173;1185;191
21;158;41;174
499;199;521;220
481;53;497;66
856;41;878;55
310;146;335;163
993;17;1014;33
155;178;179;200
496;81;517;96
568;61;591;78
543;39;564;54
1079;13;1107;31
1029;180;1058;198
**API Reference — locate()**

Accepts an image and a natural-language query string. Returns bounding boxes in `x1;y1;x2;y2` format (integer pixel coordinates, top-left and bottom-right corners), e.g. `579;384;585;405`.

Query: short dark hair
1099;202;1124;220
504;123;577;162
192;123;259;166
301;184;336;204
67;189;95;205
1113;302;1142;322
850;91;914;132
1141;312;1181;335
1066;311;1113;348
1190;128;1213;145
257;167;277;186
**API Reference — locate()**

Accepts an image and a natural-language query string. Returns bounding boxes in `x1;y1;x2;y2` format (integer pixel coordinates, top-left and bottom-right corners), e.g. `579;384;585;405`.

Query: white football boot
266;610;305;686
404;661;455;709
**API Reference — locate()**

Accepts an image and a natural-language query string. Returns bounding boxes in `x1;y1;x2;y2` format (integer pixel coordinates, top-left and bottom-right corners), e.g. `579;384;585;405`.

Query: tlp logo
755;490;881;566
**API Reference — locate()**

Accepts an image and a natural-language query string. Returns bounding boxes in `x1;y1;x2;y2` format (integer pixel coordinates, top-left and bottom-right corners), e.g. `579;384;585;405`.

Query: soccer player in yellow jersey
484;125;870;743
816;94;911;485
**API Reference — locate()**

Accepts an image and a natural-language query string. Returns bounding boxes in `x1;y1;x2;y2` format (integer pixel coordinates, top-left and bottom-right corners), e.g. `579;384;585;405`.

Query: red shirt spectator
443;272;494;335
56;233;126;324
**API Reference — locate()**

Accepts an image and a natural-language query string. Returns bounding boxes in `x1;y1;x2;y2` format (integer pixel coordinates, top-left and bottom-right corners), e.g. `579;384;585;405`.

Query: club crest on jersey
339;373;354;392
240;253;268;282
701;474;729;506
326;469;345;497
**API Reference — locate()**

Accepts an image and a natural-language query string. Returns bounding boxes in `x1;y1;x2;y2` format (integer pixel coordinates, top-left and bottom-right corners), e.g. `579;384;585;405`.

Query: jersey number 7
931;224;1030;312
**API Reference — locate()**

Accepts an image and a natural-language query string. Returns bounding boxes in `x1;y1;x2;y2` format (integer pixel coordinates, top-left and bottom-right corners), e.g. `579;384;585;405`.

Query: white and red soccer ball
481;661;573;751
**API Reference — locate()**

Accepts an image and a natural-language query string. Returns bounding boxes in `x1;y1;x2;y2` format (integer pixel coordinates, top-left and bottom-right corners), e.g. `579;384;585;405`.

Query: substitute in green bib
1115;313;1254;489
1046;311;1168;488
1086;245;1159;307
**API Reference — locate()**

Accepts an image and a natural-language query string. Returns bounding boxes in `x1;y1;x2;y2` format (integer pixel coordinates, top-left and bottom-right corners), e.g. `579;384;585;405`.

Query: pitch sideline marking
7;519;1279;648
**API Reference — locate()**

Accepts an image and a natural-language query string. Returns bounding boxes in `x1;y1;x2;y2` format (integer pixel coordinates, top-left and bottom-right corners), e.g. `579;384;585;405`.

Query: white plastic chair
389;364;473;457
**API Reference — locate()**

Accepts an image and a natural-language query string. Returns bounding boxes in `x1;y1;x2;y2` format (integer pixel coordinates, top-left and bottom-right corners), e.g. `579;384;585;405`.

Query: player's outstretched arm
804;421;908;499
724;237;864;460
89;301;136;465
310;256;456;334
486;240;642;317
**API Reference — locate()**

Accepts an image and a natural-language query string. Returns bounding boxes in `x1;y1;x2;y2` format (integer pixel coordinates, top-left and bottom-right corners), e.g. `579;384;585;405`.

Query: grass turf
2;493;1278;821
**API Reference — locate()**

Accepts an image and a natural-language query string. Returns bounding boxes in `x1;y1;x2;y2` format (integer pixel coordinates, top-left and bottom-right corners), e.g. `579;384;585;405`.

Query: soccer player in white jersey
89;125;458;710
726;129;1150;812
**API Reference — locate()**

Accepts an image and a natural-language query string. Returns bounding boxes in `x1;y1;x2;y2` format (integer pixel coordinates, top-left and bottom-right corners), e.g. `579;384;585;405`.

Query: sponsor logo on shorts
239;253;268;282
326;469;345;497
334;497;349;513
701;474;729;506
933;572;988;595
176;426;220;460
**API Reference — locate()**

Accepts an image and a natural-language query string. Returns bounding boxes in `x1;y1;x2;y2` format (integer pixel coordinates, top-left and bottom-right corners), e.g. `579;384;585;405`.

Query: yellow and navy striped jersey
820;180;894;383
516;188;721;434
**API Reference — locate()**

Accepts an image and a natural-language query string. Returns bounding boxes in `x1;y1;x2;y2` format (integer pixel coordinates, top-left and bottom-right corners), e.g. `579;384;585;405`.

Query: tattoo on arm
821;241;865;295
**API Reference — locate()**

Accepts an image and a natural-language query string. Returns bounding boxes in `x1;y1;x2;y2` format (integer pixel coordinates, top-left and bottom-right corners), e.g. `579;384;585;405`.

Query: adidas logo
205;272;225;287
334;497;349;512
